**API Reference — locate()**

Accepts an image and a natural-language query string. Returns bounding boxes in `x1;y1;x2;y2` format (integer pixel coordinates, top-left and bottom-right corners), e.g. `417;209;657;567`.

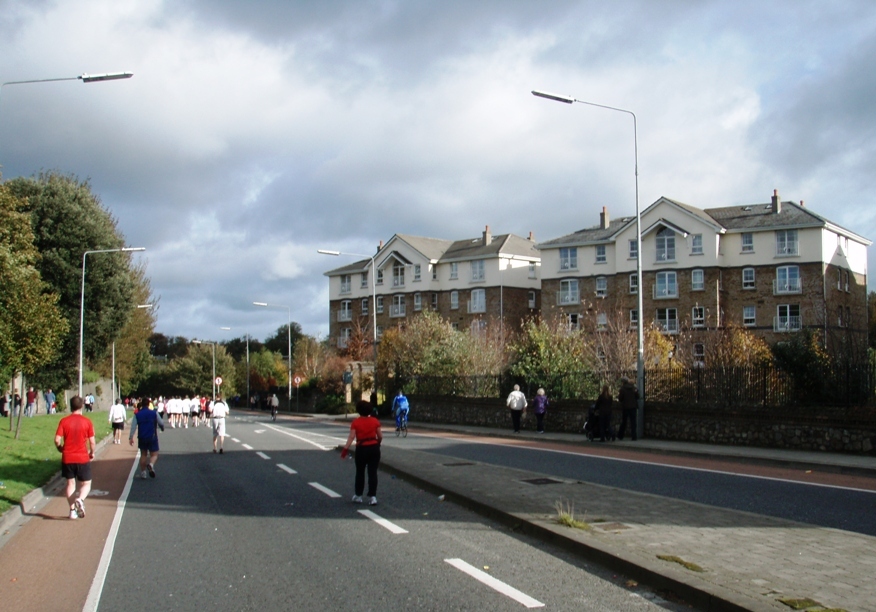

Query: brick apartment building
323;227;541;348
537;191;871;364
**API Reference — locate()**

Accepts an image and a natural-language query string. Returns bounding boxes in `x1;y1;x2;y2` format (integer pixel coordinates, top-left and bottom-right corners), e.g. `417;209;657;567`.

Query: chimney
528;231;534;242
377;240;383;253
600;206;610;229
483;225;492;246
799;200;805;208
771;189;782;214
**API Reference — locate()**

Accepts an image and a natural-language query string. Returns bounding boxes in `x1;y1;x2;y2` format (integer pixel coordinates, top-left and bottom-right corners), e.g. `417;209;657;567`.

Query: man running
54;396;95;519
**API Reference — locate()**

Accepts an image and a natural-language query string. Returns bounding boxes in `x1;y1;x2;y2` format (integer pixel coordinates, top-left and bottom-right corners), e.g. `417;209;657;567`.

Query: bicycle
395;411;408;437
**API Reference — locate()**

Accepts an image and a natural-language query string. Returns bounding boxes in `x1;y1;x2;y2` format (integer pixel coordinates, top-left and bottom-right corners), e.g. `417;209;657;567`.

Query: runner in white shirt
210;395;229;454
108;398;127;444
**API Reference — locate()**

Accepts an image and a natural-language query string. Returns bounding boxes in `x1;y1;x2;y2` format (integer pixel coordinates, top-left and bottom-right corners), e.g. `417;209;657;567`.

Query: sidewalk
373;421;876;612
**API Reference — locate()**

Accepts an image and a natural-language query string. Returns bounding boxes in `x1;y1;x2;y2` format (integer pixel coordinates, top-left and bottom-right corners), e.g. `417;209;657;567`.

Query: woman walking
341;400;383;506
595;385;615;442
532;388;549;433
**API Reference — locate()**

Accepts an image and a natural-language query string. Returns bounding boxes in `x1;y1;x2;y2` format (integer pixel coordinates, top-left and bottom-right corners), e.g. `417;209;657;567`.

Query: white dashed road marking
256;451;270;460
357;509;408;534
444;558;544;608
231;438;240;443
277;464;297;474
242;443;253;450
308;482;341;498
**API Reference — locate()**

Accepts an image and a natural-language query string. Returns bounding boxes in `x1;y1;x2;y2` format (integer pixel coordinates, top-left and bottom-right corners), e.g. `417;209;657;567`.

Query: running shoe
368;496;378;506
69;509;78;520
147;464;156;478
352;495;363;504
74;498;85;518
140;470;148;479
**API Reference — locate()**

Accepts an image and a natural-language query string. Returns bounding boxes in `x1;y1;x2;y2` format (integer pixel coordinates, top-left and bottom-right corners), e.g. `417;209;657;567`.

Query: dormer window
656;228;675;262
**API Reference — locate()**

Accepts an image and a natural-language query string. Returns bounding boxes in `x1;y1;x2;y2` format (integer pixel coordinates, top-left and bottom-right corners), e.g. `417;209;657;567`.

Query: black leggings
354;444;381;497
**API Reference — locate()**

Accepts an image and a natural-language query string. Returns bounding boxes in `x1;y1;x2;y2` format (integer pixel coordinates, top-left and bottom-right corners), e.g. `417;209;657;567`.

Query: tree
5;172;141;389
264;322;303;359
292;335;327;382
167;344;237;398
247;348;286;397
149;333;191;361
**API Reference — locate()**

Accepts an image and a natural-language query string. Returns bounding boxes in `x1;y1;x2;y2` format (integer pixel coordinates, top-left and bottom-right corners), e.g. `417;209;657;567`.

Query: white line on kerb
256;451;270;460
357;509;408;534
445;558;545;608
308;482;341;498
277;464;297;474
242;443;253;450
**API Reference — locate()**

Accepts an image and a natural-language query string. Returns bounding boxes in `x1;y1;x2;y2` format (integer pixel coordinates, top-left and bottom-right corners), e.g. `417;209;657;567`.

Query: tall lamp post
79;247;146;397
252;302;292;412
318;249;379;402
532;89;645;437
220;327;249;409
192;340;216;401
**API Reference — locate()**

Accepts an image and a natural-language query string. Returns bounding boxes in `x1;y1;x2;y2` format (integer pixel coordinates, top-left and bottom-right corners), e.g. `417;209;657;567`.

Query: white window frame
361;298;369;316
693;343;705;367
449;262;458;280
566;312;580;331
528;262;536;279
470;259;485;282
654;271;678;298
775;265;801;294
413;292;422;311
558;279;579;305
741;232;754;253
559;247;578;271
691;234;703;255
692;306;705;328
468;288;486;313
775;304;801;331
742;267;755;290
656;228;676;262
691;269;704;291
376;269;384;285
656;308;678;333
629;239;638;259
392;263;406;287
595;276;607;297
431;265;437;281
338;300;352;322
431;292;438;310
629;309;638;328
338;328;351;349
595;244;606;264
596;312;607;330
390;294;406;318
413;264;421;282
450;290;459;310
776;230;798;256
361;271;368;288
340;275;351;294
743;305;756;327
629;273;638;294
528;290;536;309
376;296;384;314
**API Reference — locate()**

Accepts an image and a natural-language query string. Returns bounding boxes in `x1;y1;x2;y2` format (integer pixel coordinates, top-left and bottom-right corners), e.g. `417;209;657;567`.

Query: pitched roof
537;216;635;248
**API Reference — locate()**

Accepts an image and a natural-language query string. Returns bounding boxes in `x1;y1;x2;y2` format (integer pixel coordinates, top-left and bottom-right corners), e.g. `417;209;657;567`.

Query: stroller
582;403;598;441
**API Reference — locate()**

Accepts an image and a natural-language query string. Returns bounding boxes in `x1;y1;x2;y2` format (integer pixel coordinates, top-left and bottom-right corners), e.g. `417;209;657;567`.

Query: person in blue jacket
391;390;410;431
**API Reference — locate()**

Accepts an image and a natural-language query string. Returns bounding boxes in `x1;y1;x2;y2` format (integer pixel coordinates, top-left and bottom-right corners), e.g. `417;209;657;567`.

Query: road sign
215;376;223;386
293;375;302;387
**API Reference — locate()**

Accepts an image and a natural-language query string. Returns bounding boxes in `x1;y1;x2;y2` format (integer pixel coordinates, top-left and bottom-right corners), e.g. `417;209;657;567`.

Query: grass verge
0;413;112;515
656;554;705;572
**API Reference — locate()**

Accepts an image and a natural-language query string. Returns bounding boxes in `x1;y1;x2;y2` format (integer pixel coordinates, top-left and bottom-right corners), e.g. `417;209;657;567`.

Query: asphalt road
95;415;691;611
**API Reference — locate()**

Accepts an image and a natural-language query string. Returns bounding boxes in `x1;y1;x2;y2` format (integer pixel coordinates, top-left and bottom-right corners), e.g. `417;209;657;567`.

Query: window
775;304;801;331
844;270;850;292
528;291;536;309
377;269;384;285
338;300;352;321
376;326;384;340
338;328;351;349
629;273;638;294
691;234;703;255
837;268;842;290
743;306;756;327
471;260;485;281
414;293;422;311
741;233;754;253
692;306;705;328
468;288;486;313
558;279;579;305
559;247;578;270
847;306;851;327
566;313;580;331
450;291;459;310
392;263;406;287
596;312;607;330
656;228;676;261
693;343;705;367
413;264;421;281
361;298;369;316
340;275;351;294
595;245;606;263
837;306;844;327
449;262;458;280
629;239;638;259
376;296;384;314
775;265;800;294
691;269;704;291
656;308;678;333
654;271;678;298
595;276;607;297
431;265;437;281
451;322;459;331
390;295;405;317
742;267;755;290
629;309;638;328
776;229;798;256
431;293;438;310
471;319;487;334
528;262;537;279
361;271;368;288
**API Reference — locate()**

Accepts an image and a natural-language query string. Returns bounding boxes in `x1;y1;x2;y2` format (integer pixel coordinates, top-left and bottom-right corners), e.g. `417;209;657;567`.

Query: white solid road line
357;509;409;534
256;451;270;460
263;423;339;450
242;443;253;450
231;438;240;443
83;456;141;612
277;463;297;474
308;482;341;498
445;558;545;608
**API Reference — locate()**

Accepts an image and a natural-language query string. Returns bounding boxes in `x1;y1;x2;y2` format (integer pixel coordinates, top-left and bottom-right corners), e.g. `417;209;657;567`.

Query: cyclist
391;390;410;432
269;393;279;421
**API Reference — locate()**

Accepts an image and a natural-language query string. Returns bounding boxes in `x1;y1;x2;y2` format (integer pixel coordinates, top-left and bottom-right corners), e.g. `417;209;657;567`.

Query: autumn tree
167;344;237;398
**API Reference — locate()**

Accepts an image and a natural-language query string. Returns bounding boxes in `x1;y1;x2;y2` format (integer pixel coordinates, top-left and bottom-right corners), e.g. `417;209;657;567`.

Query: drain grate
443;462;476;467
521;477;564;485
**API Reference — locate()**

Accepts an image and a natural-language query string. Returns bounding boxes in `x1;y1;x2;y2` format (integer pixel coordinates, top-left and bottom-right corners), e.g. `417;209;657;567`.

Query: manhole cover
521;478;563;485
443;462;475;467
594;522;631;530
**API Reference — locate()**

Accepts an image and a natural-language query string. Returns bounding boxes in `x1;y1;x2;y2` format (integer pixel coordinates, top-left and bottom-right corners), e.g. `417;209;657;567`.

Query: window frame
339;274;351;294
691;269;704;291
743;305;756;327
775;229;799;256
450;290;459;310
691;234;703;255
595;276;607;297
470;259;485;282
656;228;676;262
558;279;580;305
559;247;578;271
691;306;705;328
449;262;458;280
741;232;754;253
655;271;678;298
595;244;607;264
656;308;678;333
742;267;755;290
469;288;486;313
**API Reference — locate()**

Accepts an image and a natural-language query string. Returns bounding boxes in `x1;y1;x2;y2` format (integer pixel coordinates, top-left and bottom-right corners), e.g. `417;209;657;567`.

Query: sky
2;0;874;344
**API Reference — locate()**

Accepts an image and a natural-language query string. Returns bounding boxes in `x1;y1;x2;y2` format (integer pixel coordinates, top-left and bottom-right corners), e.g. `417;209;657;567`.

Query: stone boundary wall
409;395;876;455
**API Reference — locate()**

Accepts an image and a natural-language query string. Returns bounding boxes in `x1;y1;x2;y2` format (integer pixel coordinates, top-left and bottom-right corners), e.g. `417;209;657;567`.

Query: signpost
293;375;302;412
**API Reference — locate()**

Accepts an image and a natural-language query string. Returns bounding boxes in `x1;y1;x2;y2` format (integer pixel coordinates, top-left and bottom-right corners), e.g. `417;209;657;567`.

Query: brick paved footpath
376;429;876;612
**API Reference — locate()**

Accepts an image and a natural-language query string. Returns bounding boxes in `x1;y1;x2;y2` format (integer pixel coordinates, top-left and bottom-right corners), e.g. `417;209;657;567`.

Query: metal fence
405;361;876;409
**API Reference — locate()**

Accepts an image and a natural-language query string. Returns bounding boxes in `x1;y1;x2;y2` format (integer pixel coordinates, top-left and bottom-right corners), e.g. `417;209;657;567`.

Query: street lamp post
192;340;216;401
253;302;292;412
79;247;146;397
220;327;249;409
318;249;379;403
532;89;645;437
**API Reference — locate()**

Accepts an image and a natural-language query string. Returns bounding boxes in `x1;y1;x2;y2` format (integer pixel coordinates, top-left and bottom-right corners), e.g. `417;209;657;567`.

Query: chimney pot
771;190;781;214
599;206;610;229
529;231;534;242
483;225;492;246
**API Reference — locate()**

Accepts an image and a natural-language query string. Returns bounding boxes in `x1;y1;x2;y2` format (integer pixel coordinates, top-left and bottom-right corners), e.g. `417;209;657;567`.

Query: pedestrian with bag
506;384;528;433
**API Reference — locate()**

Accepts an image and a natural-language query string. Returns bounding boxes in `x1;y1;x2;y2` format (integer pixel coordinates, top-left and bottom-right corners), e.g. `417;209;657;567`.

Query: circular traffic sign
293;376;302;386
215;376;223;386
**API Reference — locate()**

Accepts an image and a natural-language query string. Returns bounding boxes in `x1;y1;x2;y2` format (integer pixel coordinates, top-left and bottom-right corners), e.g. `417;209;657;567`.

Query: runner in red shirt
54;396;96;520
341;400;382;506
